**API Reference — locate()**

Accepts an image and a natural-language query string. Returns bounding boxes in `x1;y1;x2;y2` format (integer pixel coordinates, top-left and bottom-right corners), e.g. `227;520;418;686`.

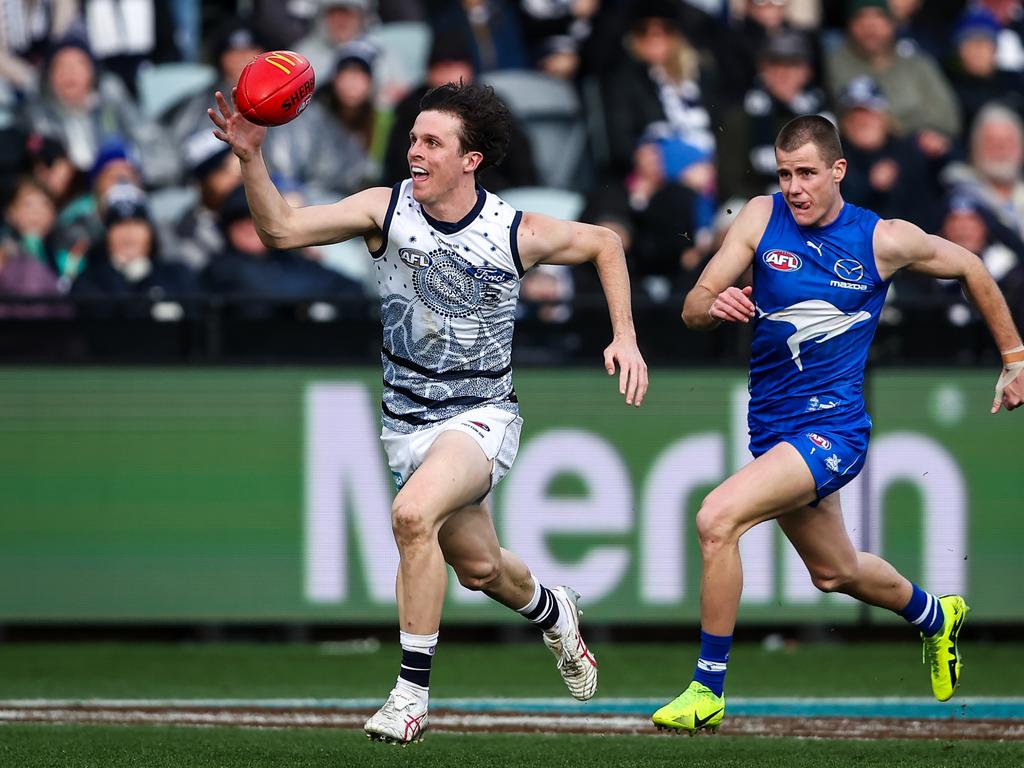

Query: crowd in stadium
0;0;1022;328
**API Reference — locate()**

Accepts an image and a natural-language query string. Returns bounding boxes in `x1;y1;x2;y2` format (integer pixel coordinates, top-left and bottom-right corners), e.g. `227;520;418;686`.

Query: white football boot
542;586;598;700
363;687;429;744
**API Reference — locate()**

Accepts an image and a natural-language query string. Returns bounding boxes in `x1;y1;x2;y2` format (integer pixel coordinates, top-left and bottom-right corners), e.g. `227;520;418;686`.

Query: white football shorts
380;406;523;493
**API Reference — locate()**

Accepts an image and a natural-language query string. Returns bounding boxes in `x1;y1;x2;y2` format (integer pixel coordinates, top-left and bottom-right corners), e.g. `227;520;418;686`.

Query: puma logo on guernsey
756;300;872;371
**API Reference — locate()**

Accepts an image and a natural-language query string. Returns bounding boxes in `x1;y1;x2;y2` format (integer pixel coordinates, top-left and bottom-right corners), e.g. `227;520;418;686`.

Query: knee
695;493;742;554
808;563;858;594
453;555;501;591
391;498;431;548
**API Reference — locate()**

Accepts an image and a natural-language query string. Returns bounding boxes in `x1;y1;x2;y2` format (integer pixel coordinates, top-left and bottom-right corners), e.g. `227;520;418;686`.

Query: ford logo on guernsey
763;249;802;272
466;265;515;283
807;432;832;450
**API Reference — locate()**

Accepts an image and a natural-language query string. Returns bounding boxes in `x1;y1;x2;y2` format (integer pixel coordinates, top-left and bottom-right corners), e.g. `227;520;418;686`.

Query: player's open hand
208;88;266;163
709;285;756;323
604;336;648;407
992;360;1024;413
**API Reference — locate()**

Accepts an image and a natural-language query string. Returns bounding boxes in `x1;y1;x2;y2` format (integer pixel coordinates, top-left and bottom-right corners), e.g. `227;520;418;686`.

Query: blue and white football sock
692;629;731;697
396;630;437;701
897;583;945;637
517;580;563;633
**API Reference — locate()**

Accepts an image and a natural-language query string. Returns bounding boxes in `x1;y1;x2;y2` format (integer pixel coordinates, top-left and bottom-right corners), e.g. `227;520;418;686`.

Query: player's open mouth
790;200;811;211
411;166;429;181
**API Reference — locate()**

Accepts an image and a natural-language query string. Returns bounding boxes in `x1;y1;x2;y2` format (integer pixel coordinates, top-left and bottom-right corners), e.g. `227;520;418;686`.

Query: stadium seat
497;187;584;221
137;62;217;120
366;21;432;97
480;70;589;191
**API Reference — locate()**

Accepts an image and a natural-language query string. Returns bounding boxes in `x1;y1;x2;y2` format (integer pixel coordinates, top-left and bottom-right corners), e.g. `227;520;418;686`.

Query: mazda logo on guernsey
763;249;802;272
807;432;832;450
833;259;864;282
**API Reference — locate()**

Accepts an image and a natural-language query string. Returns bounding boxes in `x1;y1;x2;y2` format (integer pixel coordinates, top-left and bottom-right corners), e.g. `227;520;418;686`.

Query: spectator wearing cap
945;7;1024;137
22;35;180;186
166;130;241;271
71;183;199;317
201;184;364;317
600;0;719;180
722;0;825;100
826;0;961;159
717;29;827;201
941;103;1024;246
837;75;940;230
168;22;267;147
380;31;538;191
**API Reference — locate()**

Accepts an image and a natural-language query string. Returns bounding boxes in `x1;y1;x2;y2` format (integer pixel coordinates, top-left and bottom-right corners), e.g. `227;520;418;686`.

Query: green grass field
2;641;1023;767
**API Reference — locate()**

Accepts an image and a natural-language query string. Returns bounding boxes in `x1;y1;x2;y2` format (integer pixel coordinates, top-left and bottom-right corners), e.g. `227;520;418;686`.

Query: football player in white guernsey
210;81;648;743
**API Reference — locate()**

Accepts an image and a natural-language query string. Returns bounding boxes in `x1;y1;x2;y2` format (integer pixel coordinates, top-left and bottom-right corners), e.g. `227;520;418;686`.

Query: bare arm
682;195;772;329
518;212;648;406
876;218;1024;412
208;89;390;250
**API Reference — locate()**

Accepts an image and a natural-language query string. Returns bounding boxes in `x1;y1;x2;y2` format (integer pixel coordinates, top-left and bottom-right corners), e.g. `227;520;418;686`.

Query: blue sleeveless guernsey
747;193;890;497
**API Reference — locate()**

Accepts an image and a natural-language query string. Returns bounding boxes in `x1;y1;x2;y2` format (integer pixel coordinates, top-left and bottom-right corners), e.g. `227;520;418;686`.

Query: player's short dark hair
775;115;844;166
419;81;511;172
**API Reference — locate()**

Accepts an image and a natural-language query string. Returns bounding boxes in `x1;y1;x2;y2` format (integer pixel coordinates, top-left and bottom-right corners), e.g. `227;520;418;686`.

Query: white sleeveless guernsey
369;180;524;434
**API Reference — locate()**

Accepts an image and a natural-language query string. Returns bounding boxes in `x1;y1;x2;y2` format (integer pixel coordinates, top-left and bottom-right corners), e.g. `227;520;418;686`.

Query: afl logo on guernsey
763;249;802;272
400;248;432;269
807;432;832;450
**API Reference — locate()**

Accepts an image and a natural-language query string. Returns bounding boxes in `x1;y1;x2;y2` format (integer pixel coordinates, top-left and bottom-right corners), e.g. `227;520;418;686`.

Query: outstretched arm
682;195;772;329
876;218;1024;412
517;212;648;406
208;88;391;250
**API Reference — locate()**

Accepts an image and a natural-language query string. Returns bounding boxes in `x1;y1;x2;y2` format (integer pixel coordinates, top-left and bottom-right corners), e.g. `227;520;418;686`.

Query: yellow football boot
651;681;725;734
922;594;969;702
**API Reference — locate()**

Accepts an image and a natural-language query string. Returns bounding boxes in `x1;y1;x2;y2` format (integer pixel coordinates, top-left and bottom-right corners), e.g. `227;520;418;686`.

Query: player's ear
463;150;483;173
832;158;847;183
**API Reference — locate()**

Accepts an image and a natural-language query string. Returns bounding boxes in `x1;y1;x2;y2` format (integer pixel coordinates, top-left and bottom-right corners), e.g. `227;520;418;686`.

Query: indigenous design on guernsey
370;179;525;433
748;193;891;434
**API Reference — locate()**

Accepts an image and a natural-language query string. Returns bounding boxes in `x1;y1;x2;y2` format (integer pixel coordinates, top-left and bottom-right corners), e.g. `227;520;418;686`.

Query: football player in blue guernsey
209;81;648;744
652;115;1024;734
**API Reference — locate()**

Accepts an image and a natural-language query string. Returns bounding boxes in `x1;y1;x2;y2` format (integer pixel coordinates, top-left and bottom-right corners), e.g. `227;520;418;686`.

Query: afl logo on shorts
807;432;832;450
763;249;802;272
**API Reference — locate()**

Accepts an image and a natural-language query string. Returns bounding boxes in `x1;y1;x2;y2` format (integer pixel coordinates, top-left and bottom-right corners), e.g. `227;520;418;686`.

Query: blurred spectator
724;0;825;98
887;0;947;61
201;184;364;316
518;0;599;80
975;0;1024;73
600;0;718;180
941;103;1024;245
295;0;371;79
168;22;266;147
717;29;827;200
624;131;702;299
51;135;144;283
2;174;59;272
837;75;939;229
21;35;180;186
166;130;241;271
71;183;199;318
381;31;537;190
826;0;961;158
0;236;65;318
80;0;180;97
0;0;78;92
428;0;528;73
945;7;1024;136
22;130;81;209
313;41;391;185
518;264;574;323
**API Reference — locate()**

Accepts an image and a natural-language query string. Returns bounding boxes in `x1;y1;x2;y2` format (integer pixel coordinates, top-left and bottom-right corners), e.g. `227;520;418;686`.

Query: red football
235;50;315;127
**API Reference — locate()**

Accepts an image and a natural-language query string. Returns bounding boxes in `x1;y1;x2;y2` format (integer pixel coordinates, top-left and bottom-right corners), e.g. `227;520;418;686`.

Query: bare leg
777;493;912;610
438;500;535;610
697;442;817;635
390;431;492;634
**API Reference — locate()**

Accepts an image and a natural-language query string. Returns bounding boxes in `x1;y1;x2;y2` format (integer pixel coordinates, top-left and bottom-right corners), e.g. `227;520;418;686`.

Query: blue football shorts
749;422;870;502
